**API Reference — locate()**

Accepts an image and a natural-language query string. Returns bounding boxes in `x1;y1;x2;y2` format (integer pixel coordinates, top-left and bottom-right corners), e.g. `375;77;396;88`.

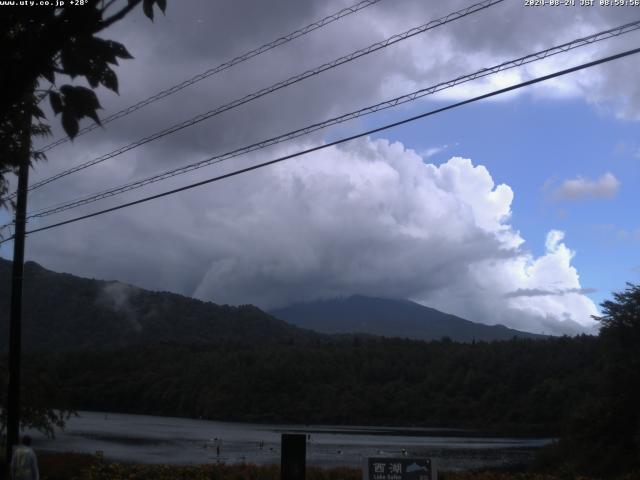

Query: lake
28;411;552;471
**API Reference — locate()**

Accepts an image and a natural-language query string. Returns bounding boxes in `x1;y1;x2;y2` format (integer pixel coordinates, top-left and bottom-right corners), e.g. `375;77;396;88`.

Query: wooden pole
281;433;306;480
5;100;31;469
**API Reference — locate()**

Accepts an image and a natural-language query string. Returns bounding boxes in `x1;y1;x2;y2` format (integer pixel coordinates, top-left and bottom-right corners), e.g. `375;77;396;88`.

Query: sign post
281;433;306;480
365;457;435;480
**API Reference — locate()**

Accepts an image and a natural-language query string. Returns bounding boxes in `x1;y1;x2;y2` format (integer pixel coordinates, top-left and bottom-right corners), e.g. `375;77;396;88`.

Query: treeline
23;335;602;435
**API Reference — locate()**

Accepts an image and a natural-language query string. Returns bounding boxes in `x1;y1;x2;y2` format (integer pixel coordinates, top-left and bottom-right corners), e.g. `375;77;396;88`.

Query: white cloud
193;138;598;334
369;0;640;119
552;172;620;201
420;144;449;158
21;137;599;335
414;228;599;335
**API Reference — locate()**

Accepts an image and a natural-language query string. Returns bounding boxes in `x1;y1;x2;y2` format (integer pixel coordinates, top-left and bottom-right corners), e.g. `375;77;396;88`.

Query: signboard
365;458;434;480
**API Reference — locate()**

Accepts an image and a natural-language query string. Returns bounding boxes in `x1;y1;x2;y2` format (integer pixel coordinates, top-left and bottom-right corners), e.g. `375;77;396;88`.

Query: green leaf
41;65;55;84
90;37;118;65
85;109;102;126
60;47;80;78
32;105;46;120
31;123;51;137
61;111;79;138
85;66;101;88
101;68;118;94
59;85;102;126
49;92;63;115
143;0;154;20
32;151;47;162
60;85;102;113
108;40;133;60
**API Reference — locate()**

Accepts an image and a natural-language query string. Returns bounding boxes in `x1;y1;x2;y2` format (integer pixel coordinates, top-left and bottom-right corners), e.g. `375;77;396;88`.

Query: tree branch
96;0;142;33
100;0;119;15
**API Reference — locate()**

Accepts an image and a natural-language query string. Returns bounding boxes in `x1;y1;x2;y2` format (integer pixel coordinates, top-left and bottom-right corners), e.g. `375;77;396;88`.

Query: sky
2;0;640;335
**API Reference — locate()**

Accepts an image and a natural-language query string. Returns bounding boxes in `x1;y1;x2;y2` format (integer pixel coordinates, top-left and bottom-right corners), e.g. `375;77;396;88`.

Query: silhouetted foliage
593;284;640;474
1;0;167;436
0;357;74;438
537;283;640;477
0;0;167;208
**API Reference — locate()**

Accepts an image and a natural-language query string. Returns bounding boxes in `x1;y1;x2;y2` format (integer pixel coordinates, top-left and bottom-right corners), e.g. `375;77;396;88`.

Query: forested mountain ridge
1;258;544;352
0;258;316;351
271;295;545;341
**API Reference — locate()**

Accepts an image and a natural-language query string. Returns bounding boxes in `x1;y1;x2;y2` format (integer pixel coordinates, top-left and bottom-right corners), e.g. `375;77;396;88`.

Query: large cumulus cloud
18;136;599;334
190;138;597;334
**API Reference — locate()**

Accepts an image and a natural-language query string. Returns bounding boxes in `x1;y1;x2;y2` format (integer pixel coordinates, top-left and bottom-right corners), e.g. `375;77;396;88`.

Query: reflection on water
27;411;552;471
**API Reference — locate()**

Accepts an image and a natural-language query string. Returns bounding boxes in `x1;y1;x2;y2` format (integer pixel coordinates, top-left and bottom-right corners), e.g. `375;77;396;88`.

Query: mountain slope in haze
0;258;316;352
270;295;546;342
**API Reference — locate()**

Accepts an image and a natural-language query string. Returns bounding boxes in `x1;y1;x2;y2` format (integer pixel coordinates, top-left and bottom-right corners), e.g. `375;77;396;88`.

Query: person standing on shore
10;435;39;480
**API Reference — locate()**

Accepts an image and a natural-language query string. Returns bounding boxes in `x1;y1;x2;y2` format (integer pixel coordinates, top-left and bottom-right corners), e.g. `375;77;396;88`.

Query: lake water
28;411;552;471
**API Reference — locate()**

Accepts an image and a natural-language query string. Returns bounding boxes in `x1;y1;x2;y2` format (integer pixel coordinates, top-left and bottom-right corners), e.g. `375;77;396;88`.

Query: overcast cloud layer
5;0;637;334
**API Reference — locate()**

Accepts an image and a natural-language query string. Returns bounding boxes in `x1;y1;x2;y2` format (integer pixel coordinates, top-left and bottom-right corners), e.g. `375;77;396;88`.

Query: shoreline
28;411;551;471
70;409;556;439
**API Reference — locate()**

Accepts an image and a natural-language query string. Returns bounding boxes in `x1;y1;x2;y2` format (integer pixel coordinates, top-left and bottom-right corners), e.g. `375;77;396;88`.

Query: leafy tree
0;359;74;439
592;283;640;474
0;0;167;207
0;0;167;437
539;284;640;477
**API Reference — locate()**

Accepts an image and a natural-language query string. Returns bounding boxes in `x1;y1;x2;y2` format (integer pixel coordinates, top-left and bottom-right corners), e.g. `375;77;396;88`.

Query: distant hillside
270;295;545;342
0;258;316;351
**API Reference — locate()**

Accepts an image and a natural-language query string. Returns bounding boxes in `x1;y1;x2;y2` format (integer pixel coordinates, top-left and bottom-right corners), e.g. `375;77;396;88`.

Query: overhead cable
36;0;386;153
23;20;640;220
13;0;503;199
0;45;636;244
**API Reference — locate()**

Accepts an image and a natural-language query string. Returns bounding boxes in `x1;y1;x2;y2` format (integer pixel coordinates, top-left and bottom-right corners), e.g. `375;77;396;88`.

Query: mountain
0;258;543;352
270;295;545;342
0;258;316;352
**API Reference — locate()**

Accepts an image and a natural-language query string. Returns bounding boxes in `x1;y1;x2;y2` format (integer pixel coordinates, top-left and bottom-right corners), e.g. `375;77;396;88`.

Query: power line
36;0;385;154
1;45;636;244
22;19;640;220
12;0;503;199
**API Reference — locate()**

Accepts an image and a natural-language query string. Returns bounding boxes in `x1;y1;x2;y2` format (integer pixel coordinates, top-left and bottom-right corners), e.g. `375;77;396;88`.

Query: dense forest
13;336;599;434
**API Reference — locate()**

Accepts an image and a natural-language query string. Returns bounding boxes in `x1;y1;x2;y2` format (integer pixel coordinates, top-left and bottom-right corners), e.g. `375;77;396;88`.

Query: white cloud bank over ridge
187;137;598;335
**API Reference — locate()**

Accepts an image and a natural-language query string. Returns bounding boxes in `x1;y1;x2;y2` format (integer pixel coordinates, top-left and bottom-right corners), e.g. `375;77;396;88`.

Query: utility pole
5;98;31;470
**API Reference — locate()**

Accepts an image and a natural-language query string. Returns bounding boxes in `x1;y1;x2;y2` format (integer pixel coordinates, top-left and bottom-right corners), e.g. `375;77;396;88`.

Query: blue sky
367;92;640;308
